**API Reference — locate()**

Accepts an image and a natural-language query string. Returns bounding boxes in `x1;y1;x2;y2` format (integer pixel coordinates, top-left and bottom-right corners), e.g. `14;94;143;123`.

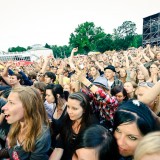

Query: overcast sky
0;0;159;51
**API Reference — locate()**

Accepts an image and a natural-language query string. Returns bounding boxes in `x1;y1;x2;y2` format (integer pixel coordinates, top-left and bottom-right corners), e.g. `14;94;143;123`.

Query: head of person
28;71;37;83
9;73;23;86
113;99;158;158
149;63;159;75
124;81;137;98
45;84;64;104
140;58;146;64
134;131;160;160
46;65;51;71
104;65;116;81
2;86;49;151
73;125;119;160
70;74;78;92
136;70;145;82
119;68;127;78
89;66;100;79
66;92;93;130
98;61;104;68
111;86;128;103
51;66;58;74
63;83;71;93
90;60;95;66
93;76;109;93
44;71;56;84
33;82;46;101
36;72;45;82
155;52;160;61
63;68;69;77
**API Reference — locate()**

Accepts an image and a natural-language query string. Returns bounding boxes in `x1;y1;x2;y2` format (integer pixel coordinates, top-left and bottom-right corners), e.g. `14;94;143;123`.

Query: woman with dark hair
113;99;159;160
49;92;98;160
45;84;68;120
111;86;128;104
46;84;69;152
72;124;119;160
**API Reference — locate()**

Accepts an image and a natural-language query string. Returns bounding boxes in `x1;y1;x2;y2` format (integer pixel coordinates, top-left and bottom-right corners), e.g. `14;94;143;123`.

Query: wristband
88;83;93;89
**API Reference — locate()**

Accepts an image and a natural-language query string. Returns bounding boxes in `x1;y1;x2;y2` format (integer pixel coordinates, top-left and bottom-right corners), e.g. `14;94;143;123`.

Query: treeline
8;21;142;58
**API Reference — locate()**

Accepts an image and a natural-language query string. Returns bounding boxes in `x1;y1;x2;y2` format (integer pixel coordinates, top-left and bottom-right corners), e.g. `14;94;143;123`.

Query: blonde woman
1;86;51;159
89;66;100;82
134;131;160;160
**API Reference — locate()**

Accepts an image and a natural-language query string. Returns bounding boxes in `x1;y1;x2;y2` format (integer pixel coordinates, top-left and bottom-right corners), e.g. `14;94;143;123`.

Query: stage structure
142;12;160;46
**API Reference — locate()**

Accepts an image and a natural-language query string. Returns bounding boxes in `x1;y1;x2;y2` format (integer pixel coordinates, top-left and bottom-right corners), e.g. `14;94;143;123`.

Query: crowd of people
0;44;160;160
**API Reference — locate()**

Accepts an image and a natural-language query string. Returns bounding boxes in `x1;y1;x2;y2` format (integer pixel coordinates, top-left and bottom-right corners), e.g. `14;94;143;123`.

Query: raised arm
138;80;160;104
147;44;155;60
141;49;151;62
39;56;50;74
69;48;78;70
135;57;150;81
1;62;13;85
124;51;130;69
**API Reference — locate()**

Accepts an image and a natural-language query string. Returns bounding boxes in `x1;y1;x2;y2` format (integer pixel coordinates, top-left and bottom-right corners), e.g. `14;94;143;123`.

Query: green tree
113;21;137;39
8;46;27;52
96;34;114;52
69;22;106;54
112;21;139;50
26;46;32;50
45;43;51;49
130;34;142;48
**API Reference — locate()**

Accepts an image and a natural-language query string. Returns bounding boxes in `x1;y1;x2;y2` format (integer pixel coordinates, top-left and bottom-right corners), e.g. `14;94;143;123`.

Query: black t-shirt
55;114;99;160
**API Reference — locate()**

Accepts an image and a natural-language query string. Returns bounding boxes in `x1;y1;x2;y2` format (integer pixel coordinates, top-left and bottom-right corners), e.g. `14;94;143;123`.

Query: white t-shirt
107;80;114;88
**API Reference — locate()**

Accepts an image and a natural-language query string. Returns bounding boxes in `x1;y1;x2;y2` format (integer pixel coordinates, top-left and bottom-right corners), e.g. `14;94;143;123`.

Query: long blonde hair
8;86;49;152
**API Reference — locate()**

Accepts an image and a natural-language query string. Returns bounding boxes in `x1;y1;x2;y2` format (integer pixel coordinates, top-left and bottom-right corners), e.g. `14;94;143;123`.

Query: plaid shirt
82;88;118;126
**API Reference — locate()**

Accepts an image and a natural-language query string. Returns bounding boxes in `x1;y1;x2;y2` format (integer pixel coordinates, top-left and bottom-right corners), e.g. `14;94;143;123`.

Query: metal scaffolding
143;12;160;47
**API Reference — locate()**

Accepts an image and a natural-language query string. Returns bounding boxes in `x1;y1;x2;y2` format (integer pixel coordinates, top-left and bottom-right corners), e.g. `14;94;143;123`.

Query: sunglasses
138;82;154;88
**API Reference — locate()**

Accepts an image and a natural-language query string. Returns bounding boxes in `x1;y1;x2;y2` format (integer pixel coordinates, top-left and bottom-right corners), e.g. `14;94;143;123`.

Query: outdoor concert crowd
0;44;160;160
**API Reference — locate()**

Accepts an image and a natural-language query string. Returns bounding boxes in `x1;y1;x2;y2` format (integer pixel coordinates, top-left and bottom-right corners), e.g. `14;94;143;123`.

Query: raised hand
71;47;78;53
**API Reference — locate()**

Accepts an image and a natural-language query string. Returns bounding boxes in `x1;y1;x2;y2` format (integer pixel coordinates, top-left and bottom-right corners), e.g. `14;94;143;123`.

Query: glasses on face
138;82;154;88
37;73;44;77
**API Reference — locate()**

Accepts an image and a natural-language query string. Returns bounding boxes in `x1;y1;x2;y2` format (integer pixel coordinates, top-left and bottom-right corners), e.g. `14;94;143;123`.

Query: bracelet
88;83;93;89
